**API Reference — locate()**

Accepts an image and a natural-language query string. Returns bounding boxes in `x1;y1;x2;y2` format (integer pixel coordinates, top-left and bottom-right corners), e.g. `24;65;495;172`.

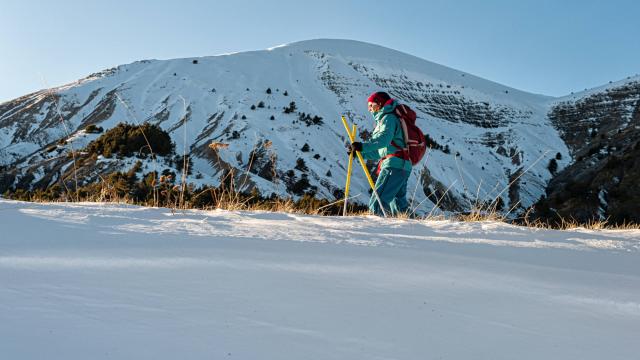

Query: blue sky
1;0;638;102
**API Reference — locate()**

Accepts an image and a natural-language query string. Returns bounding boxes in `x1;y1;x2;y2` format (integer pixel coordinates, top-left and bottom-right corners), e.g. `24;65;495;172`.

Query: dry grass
208;142;229;150
518;215;640;231
9;184;640;230
454;210;505;223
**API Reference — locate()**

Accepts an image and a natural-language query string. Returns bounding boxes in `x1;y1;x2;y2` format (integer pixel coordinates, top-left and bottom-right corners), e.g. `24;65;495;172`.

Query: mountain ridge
1;39;637;220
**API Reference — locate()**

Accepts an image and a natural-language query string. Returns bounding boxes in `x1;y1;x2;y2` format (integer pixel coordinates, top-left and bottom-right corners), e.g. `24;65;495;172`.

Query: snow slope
1;198;639;359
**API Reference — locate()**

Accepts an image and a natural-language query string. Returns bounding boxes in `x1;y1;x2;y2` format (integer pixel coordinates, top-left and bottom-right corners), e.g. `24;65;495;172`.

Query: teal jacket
361;100;412;172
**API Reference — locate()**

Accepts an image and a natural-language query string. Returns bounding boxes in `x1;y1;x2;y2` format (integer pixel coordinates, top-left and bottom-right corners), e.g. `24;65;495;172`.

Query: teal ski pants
369;167;411;217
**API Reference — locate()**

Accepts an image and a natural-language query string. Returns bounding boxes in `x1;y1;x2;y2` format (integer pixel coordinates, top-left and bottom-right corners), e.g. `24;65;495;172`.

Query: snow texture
1;198;639;359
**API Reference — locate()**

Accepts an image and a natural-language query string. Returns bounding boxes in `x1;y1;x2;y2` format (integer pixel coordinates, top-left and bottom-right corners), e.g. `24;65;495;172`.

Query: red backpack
376;103;427;174
394;104;427;164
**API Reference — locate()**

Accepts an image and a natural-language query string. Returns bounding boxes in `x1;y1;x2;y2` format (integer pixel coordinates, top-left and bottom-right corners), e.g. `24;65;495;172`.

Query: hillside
536;77;640;224
0;39;568;215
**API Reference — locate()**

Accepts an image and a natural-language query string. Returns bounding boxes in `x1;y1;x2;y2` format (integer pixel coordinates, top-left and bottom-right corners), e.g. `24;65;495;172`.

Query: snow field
1;199;639;359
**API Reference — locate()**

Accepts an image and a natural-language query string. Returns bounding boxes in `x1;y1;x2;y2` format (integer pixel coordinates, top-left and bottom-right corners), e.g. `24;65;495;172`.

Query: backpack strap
395;106;411;151
376;154;395;175
392;111;411;162
376;150;411;175
374;108;412;174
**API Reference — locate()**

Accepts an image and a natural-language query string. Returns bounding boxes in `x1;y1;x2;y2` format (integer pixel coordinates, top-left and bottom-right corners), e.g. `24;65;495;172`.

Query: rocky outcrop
534;81;640;224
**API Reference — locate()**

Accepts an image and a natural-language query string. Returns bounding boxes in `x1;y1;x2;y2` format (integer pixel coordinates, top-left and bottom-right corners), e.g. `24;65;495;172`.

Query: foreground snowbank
1;199;639;359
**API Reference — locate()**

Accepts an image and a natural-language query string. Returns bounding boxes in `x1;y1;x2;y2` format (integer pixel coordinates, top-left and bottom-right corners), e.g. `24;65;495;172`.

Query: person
348;91;412;216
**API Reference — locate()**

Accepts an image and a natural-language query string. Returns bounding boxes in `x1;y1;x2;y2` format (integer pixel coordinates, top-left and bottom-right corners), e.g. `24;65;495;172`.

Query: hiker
348;91;413;216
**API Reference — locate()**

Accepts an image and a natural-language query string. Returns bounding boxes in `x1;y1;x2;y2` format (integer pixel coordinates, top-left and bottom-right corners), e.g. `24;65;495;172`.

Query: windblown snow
1;199;639;359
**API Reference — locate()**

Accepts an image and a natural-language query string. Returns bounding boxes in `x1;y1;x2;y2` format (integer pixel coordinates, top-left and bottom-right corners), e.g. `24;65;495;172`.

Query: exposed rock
533;82;640;224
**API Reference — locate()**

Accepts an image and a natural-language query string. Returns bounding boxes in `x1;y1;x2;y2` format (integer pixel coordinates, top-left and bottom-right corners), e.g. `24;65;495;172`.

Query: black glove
347;142;363;155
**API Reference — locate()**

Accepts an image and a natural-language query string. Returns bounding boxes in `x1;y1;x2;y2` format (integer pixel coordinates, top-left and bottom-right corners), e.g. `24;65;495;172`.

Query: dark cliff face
534;81;640;224
549;81;640;155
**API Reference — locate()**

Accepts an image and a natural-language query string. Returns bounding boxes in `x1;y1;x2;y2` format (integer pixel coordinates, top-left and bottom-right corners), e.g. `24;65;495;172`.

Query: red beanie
367;91;391;107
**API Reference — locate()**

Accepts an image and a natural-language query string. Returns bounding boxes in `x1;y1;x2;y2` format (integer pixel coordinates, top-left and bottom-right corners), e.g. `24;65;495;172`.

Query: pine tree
283;101;297;114
548;158;558;175
295;158;308;172
311;115;323;125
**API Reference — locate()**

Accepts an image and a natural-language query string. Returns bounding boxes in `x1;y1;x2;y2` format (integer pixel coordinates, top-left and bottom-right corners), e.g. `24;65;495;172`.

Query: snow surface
1;198;639;359
552;74;640;103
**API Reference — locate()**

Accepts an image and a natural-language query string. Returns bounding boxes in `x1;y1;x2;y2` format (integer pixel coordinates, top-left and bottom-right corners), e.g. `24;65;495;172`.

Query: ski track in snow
1;199;639;359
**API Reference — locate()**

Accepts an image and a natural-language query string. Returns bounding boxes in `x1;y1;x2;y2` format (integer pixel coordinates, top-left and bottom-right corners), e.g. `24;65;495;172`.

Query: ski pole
341;116;387;217
343;123;356;216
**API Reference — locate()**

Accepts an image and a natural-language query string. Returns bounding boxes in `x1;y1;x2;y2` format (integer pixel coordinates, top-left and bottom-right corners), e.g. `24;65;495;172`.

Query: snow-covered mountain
2;39;635;215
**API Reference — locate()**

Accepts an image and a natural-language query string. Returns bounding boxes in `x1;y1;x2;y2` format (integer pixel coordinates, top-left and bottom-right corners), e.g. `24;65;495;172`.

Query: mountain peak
269;38;400;53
